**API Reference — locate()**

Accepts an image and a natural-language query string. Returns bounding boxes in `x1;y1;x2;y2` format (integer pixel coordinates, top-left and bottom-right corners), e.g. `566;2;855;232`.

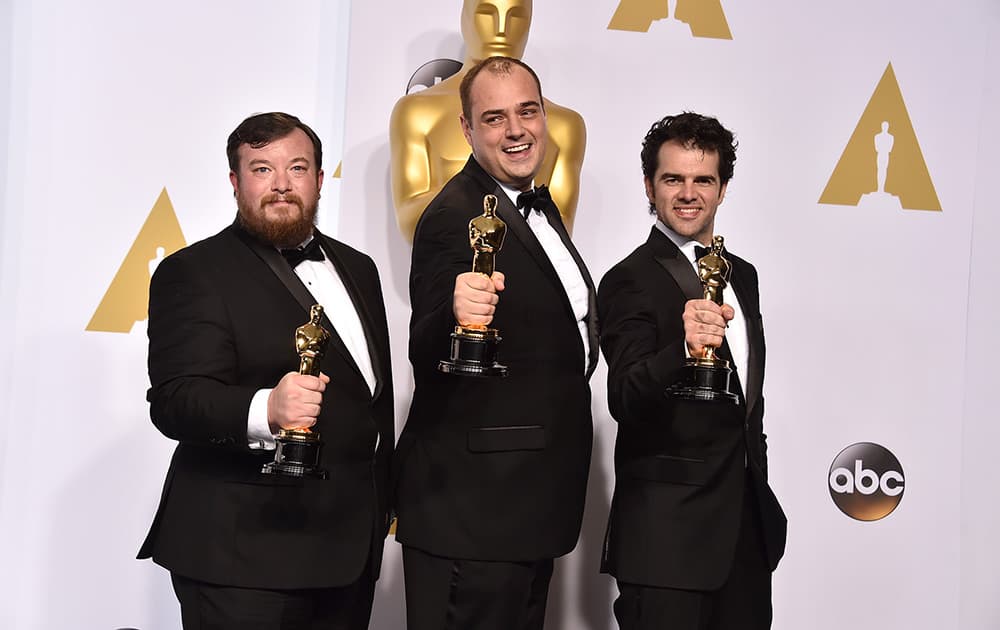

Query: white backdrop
1;0;998;628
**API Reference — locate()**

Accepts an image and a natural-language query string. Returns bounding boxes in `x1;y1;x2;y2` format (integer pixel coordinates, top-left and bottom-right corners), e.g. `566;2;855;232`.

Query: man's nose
679;180;696;200
272;170;291;192
506;116;524;138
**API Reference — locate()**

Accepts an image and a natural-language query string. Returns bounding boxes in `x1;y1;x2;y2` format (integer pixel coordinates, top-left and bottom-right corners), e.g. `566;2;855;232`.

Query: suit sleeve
598;263;687;425
408;204;478;373
146;252;257;447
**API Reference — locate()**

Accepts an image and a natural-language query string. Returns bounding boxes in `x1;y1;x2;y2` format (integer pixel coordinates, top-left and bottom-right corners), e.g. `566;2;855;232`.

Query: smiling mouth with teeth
504;144;531;154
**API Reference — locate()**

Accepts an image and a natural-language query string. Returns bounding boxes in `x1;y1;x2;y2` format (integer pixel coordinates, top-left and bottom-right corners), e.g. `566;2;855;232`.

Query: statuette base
438;326;508;378
261;428;329;479
665;357;740;404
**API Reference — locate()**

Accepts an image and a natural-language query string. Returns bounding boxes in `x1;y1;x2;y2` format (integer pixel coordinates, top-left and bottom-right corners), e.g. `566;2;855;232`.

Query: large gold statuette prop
439;194;509;378
262;304;331;479
666;235;740;404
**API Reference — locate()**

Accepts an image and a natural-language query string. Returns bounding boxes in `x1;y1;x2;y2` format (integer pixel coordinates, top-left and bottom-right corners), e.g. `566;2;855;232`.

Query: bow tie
516;185;552;219
694;244;729;261
280;238;324;268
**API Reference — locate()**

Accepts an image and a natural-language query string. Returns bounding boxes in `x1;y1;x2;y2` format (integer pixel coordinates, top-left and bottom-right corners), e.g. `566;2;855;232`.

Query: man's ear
460;114;473;148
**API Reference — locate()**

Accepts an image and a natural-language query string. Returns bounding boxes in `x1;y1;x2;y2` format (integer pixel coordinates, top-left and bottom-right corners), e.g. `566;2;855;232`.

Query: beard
236;191;318;248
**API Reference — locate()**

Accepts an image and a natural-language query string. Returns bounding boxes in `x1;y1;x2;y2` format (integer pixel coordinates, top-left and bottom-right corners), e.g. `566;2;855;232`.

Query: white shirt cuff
247;388;276;450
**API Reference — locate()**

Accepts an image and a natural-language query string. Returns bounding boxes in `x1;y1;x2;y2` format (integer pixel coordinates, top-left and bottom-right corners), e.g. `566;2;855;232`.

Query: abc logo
828;442;904;521
406;59;462;94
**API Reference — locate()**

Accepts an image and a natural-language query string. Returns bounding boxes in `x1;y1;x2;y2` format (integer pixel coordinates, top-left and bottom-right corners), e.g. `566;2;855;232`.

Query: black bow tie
516;185;552;218
280;238;324;268
694;244;729;261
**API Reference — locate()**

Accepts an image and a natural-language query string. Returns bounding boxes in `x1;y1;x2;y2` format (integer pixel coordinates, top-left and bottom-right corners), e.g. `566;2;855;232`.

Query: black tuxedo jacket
394;156;598;562
138;223;394;590
598;227;786;590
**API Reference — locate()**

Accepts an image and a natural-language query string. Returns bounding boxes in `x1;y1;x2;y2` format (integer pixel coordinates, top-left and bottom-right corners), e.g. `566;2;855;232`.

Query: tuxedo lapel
231;223;363;382
542;205;599;377
463;156;595;374
729;262;762;415
316;231;387;401
648;227;702;300
464;159;563;289
647;227;745;400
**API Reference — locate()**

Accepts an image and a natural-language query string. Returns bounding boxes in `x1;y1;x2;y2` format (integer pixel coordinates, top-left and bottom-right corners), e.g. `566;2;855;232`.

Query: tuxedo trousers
170;560;375;630
402;545;554;630
613;474;773;630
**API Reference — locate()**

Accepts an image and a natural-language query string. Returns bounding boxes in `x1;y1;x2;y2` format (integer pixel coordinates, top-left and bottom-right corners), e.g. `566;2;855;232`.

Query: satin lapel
463;157;565;294
231;224;361;379
649;227;702;300
647;227;744;400
463;156;592;373
543;206;599;377
316;231;386;401
496;192;564;290
730;261;762;416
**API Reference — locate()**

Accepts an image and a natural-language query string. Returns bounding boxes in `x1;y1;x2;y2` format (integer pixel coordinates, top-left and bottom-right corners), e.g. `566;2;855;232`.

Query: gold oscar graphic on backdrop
819;63;941;212
608;0;732;39
389;0;586;241
86;188;186;333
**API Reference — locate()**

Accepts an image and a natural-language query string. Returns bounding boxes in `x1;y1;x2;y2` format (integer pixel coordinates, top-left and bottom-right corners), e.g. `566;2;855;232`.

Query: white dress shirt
655;220;749;391
496;180;591;371
248;239;376;450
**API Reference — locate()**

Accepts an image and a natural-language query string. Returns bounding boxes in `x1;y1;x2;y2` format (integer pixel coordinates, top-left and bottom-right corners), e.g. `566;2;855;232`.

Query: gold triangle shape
676;0;732;39
819;63;941;211
608;0;667;32
608;0;732;39
86;188;187;333
332;160;342;178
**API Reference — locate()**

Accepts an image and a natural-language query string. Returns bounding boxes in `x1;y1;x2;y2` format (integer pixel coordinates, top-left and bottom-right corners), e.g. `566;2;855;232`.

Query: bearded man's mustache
260;193;304;208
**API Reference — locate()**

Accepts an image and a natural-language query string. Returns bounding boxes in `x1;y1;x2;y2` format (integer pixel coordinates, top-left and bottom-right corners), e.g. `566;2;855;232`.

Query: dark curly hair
640;112;737;212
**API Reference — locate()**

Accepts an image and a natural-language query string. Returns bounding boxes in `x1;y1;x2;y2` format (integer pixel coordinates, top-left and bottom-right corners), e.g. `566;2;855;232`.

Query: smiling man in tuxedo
598;112;787;630
139;112;393;630
394;57;598;630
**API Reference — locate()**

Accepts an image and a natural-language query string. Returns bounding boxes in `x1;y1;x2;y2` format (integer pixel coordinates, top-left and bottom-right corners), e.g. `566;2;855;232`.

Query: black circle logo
828;442;904;521
405;59;463;95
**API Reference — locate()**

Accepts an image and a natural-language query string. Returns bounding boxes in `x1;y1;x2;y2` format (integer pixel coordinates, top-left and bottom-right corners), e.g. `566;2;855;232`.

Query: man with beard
394;57;598;630
138;112;394;630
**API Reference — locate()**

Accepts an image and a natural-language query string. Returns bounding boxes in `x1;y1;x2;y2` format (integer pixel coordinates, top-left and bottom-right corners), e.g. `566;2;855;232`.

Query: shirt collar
489;175;535;210
654;220;701;263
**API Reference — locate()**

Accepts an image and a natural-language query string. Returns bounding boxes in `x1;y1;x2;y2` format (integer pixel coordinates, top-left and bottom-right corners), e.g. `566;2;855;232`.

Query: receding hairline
459;56;544;122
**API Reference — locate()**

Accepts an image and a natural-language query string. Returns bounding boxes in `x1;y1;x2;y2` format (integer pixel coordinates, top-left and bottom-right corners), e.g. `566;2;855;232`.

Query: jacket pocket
467;425;546;453
624;454;709;486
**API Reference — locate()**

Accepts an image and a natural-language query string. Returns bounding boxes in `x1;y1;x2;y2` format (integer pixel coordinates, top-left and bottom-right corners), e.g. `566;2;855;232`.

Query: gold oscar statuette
262;304;331;479
666;235;740;403
438;194;509;377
